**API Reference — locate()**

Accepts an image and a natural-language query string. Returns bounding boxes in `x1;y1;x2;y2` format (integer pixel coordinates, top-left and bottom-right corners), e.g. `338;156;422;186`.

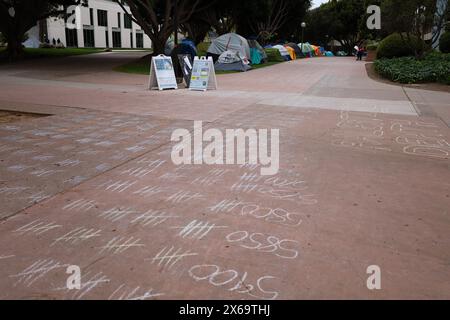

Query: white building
25;0;152;49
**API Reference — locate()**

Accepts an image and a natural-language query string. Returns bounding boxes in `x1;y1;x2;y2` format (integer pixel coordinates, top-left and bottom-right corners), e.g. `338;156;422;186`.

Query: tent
207;33;251;62
298;42;314;57
284;45;297;60
286;43;303;57
272;45;291;61
311;45;322;56
178;39;198;58
165;38;175;56
248;39;267;65
214;50;252;72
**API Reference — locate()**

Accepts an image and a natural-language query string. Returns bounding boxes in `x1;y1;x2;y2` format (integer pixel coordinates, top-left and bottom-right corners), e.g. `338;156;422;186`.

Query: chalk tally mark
63;199;98;212
171;220;227;240
51;227;102;246
99;236;145;255
131;210;179;227
108;284;164;300
165;191;204;205
149;246;198;271
13;219;61;236
99;207;136;222
97;180;137;193
10;259;67;287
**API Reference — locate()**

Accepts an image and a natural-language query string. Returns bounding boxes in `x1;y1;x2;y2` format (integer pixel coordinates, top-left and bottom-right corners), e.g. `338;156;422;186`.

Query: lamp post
174;1;178;46
301;22;306;52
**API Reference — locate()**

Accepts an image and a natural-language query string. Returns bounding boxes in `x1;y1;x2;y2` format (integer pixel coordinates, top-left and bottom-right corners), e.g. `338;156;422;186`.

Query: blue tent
250;48;262;64
178;39;197;58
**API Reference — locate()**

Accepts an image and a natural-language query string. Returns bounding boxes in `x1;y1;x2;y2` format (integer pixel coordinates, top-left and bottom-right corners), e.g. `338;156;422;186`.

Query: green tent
298;42;314;56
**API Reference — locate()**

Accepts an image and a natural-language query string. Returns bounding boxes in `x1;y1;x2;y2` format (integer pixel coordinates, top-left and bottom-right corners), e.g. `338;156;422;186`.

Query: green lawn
114;57;284;75
114;57;151;75
0;47;104;61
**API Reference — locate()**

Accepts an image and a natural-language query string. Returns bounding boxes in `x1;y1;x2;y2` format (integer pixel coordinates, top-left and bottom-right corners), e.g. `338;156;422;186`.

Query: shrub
439;31;450;53
196;42;210;56
376;33;424;59
366;43;378;51
374;52;450;84
265;48;284;62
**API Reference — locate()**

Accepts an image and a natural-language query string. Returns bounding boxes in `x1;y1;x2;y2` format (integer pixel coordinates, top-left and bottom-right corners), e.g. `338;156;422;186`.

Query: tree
382;0;437;58
304;0;365;53
0;0;86;60
277;0;311;42
235;0;310;45
117;0;214;55
180;0;241;44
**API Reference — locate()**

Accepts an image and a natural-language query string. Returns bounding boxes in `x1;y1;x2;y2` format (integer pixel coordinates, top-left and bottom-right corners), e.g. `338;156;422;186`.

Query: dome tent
298;42;314;57
286;43;303;57
311;45;322;56
178;39;198;58
207;33;251;62
248;39;268;65
214;50;252;72
272;45;291;61
284;45;297;60
165;38;175;56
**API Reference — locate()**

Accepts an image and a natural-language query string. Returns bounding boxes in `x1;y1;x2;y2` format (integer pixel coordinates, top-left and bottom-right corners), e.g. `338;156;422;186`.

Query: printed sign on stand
148;54;178;91
189;56;217;91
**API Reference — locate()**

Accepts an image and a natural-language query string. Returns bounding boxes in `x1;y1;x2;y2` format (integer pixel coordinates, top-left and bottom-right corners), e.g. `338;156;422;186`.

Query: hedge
377;33;424;59
440;32;450;53
374;52;450;84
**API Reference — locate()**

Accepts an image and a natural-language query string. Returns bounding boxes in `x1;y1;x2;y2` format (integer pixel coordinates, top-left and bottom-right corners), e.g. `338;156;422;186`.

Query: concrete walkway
0;53;449;299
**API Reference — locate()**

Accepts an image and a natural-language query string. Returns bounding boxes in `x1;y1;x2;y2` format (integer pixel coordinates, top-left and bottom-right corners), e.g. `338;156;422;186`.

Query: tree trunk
151;38;166;56
6;33;25;61
150;31;173;56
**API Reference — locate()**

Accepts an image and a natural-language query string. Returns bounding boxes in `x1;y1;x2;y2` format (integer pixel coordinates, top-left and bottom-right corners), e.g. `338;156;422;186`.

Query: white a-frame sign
148;54;178;91
189;56;218;91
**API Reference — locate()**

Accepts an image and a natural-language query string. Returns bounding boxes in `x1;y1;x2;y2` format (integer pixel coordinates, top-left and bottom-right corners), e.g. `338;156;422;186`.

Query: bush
196;42;210;56
374;52;450;84
376;33;424;59
366;43;378;51
265;48;284;62
440;32;450;53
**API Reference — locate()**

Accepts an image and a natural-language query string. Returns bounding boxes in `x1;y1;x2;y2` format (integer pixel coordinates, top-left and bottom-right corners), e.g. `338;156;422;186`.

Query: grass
114;56;151;75
0;47;104;61
114;57;284;75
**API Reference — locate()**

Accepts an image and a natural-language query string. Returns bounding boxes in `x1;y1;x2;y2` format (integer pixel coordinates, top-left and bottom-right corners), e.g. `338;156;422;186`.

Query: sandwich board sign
189;56;217;91
178;54;193;87
148;54;178;91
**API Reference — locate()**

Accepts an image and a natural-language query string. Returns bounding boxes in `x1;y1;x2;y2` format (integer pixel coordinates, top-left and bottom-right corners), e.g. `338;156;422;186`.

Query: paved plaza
0;52;449;299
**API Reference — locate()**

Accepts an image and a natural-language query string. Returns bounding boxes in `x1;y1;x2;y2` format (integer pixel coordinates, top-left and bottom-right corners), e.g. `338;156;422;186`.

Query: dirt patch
365;62;450;93
0;110;48;124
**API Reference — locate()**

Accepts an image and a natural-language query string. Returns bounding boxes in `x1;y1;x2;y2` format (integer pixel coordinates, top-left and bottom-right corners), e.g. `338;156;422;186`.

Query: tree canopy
1;0;448;60
0;0;87;60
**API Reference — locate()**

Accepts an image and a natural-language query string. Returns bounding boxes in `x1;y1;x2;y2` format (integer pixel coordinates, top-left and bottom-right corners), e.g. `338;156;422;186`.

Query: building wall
25;0;152;49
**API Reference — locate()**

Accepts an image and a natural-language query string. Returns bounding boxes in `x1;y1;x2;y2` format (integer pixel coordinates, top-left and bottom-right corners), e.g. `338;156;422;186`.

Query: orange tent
311;45;321;56
284;45;297;60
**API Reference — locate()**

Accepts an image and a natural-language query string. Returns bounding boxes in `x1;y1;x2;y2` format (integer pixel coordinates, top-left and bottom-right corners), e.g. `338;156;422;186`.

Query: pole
174;1;178;46
301;27;304;52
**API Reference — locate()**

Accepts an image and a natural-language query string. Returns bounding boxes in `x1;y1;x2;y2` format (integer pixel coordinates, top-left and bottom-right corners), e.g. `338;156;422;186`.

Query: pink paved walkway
0;53;448;299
